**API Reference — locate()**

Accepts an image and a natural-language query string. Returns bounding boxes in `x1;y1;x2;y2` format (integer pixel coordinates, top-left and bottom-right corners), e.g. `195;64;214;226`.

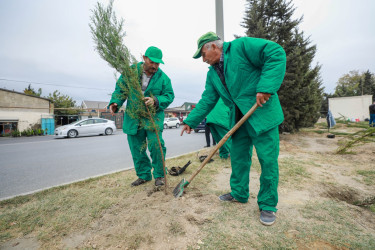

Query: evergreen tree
362;70;375;99
23;84;42;97
241;0;324;132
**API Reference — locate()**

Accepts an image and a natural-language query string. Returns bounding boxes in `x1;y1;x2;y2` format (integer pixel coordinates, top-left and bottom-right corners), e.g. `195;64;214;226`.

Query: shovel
173;103;259;198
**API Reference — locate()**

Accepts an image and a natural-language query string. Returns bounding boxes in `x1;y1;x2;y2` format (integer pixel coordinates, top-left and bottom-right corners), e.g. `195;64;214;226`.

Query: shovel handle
187;103;259;183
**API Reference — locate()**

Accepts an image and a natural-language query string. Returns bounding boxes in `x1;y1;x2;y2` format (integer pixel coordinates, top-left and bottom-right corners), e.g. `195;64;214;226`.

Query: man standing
369;101;375;127
204;118;216;147
206;98;231;159
109;46;174;187
181;32;286;226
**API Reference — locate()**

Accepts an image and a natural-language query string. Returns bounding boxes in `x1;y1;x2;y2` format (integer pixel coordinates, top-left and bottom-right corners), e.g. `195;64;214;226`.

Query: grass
301;200;375;249
1;123;374;249
357;170;375;185
0;173;138;247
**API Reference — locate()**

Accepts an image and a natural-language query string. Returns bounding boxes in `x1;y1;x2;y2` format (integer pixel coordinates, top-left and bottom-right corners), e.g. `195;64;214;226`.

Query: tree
47;90;79;116
334;70;362;97
241;0;324;132
89;0;168;191
362;70;375;99
23;84;42;97
333;70;375;99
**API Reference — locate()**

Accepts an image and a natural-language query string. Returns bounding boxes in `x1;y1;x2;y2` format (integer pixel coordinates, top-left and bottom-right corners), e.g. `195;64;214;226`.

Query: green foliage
336;127;375;154
11;130;21;137
241;0;324;132
333;70;375;98
47;90;79;117
23;84;42;97
89;0;156;124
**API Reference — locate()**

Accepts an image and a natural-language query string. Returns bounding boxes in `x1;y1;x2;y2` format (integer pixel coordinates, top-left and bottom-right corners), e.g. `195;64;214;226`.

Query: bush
11;130;21;137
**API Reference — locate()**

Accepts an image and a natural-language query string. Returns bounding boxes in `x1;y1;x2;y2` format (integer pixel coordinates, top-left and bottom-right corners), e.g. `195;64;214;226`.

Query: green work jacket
109;62;174;135
184;37;286;135
206;98;230;130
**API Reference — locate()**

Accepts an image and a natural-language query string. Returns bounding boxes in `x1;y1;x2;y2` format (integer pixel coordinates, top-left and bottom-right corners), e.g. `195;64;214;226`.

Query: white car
163;117;180;129
55;118;116;138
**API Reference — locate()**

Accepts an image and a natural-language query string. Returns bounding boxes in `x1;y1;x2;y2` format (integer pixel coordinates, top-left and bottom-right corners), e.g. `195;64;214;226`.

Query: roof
81;100;109;109
0;87;52;102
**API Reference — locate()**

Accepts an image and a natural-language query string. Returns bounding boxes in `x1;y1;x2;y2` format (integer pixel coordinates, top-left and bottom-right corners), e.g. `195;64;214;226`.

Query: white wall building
0;88;54;134
328;95;373;121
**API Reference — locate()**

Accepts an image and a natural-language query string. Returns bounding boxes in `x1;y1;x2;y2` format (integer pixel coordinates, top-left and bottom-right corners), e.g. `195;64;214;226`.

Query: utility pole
215;0;224;40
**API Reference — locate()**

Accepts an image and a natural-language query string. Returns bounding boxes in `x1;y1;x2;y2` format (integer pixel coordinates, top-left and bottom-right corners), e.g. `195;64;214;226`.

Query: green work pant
127;128;166;180
207;123;231;159
230;122;279;212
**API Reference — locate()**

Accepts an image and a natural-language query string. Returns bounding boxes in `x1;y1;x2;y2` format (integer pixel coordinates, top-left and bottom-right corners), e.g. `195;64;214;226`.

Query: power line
0;78;112;91
0;78;198;102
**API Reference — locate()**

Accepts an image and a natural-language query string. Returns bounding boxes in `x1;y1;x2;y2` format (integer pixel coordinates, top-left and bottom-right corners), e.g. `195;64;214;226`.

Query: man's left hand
256;93;271;107
144;97;154;106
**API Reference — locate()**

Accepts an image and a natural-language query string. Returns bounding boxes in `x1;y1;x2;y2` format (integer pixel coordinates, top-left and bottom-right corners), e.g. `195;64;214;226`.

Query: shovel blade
173;178;189;198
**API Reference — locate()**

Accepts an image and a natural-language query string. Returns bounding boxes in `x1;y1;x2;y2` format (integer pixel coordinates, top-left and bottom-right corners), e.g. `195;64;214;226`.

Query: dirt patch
298;240;349;250
322;184;362;205
0;237;39;250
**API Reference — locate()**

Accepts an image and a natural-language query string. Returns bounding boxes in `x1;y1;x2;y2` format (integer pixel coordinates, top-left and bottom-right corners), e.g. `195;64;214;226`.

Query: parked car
54;118;116;138
164;117;180;129
194;119;206;133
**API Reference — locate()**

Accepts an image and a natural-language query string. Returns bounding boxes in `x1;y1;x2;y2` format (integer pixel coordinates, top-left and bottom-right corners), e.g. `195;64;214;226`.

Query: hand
256;93;271;107
144;97;154;106
181;124;192;136
109;103;118;115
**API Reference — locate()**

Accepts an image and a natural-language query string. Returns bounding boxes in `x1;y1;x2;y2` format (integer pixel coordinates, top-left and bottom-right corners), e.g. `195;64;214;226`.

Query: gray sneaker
131;178;149;187
219;193;238;202
155;177;165;186
260;210;276;226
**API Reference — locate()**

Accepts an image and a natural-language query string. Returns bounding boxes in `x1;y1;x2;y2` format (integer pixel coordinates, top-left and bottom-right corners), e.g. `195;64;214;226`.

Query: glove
167;160;191;176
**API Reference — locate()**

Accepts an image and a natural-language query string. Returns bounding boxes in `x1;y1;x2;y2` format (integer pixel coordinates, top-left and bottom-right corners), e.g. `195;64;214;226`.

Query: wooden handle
187;103;259;183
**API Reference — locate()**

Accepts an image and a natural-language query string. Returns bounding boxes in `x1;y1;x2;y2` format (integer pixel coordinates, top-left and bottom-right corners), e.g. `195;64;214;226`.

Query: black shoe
131;178;149;187
204;145;210;148
155;177;165;186
219;193;237;202
259;210;276;226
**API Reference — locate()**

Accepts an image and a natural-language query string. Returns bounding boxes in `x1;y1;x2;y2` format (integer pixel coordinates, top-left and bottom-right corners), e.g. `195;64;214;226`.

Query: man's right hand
181;124;192;136
109;103;118;115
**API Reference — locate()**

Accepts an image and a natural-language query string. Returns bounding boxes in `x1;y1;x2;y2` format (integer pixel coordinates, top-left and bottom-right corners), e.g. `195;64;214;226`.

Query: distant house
80;100;109;119
165;102;197;120
329;95;373;121
0;88;54;134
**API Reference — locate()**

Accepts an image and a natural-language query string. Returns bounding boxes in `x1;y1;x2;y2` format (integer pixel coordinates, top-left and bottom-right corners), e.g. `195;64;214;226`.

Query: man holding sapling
181;32;286;226
109;46;174;187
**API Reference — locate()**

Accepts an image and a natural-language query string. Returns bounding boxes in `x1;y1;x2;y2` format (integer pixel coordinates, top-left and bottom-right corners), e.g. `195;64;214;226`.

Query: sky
0;0;374;107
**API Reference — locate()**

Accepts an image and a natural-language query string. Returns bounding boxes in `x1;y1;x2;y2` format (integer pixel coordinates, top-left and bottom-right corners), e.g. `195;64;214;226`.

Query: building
328;95;373;121
80;100;109;119
165;102;197;120
0;88;54;135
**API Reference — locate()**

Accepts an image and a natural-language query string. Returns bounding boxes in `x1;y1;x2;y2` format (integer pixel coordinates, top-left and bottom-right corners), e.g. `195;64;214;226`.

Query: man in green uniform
109;46;174;187
206;98;231;159
181;32;286;226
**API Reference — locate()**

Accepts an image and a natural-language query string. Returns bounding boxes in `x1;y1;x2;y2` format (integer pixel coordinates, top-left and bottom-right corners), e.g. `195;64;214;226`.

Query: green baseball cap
145;46;164;64
193;32;220;59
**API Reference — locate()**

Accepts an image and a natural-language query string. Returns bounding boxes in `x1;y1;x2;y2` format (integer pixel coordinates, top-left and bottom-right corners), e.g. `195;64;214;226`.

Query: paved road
0;128;206;200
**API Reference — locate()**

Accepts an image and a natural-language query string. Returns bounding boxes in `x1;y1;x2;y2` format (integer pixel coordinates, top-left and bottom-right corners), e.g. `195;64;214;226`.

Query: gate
101;111;124;129
41;118;55;135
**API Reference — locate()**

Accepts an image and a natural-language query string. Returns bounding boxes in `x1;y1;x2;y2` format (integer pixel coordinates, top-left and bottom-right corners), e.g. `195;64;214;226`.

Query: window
0;121;18;135
94;119;107;123
78;119;95;126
